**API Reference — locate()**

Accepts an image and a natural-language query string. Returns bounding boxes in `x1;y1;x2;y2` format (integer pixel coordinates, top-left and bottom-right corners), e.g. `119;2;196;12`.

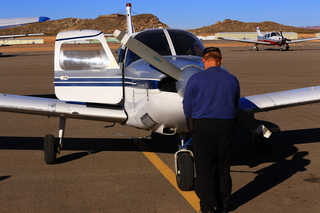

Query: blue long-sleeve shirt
183;66;240;119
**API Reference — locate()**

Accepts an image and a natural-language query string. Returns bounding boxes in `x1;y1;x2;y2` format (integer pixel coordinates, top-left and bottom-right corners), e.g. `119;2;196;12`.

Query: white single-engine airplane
218;27;320;51
1;3;320;191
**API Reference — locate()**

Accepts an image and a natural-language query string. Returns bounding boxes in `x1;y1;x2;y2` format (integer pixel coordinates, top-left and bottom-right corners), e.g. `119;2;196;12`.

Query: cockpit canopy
264;31;281;38
123;28;204;67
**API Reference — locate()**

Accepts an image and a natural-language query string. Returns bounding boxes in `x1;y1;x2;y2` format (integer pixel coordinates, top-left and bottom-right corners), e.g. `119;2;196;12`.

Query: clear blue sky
1;0;319;29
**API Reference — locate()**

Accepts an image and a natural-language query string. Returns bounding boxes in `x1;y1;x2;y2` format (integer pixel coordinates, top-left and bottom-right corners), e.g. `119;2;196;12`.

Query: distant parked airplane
0;17;50;29
0;16;48;55
218;27;320;51
0;33;45;56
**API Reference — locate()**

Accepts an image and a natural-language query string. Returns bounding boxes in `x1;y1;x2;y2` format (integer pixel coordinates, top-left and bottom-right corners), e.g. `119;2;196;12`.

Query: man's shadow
227;122;316;211
228;151;310;211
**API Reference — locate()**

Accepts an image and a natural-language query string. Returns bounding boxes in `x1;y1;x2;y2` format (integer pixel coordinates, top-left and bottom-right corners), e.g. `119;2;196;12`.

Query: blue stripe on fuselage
54;77;159;89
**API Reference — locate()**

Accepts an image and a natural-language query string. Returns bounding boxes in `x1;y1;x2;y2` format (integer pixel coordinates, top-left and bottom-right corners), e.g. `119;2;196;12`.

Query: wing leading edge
288;37;320;43
239;86;320;113
217;37;270;45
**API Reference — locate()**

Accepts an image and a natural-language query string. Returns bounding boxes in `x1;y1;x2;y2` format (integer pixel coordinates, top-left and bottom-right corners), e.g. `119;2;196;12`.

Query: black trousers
193;118;235;212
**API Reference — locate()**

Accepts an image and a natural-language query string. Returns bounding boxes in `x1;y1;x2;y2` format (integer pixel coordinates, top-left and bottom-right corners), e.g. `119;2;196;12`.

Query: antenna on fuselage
126;3;134;35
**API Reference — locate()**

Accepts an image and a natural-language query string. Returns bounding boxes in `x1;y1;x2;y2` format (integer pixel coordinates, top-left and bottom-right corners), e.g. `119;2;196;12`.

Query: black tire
44;134;57;164
176;152;194;191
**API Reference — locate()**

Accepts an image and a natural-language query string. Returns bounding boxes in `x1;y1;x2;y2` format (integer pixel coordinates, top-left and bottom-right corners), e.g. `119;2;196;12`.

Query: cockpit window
60;39;109;71
124;29;203;67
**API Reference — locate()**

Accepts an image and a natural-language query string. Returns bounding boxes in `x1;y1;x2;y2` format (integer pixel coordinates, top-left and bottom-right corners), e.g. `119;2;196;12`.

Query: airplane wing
0;94;127;123
0;33;45;39
235;86;320;138
287;37;320;43
0;33;45;46
218;37;270;45
239;86;320;113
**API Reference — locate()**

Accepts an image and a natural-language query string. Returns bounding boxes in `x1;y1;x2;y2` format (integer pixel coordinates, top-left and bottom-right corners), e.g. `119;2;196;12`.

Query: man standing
183;47;240;213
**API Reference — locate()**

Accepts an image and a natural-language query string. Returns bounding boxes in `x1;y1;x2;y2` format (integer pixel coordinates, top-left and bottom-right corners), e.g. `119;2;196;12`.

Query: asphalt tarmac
1;41;320;213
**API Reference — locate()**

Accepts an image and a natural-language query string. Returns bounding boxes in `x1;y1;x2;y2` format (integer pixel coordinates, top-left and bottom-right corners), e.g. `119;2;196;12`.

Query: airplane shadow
55;151;97;164
1;124;319;204
228;122;320;211
0;175;11;181
0;134;179;164
0;54;18;58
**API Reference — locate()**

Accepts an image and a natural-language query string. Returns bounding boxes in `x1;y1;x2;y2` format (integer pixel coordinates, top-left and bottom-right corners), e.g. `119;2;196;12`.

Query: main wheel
176;152;194;191
44;134;57;164
286;45;290;50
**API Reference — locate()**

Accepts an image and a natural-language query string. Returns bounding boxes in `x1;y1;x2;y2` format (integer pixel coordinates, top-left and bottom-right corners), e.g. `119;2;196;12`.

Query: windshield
125;29;203;67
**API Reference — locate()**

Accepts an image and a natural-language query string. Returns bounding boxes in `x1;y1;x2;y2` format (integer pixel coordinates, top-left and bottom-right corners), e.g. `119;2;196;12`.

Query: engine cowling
176;65;203;98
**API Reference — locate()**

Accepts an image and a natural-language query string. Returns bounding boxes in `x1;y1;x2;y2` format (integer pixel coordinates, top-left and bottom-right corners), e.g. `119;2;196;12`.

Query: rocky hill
189;19;320;34
0;15;319;36
0;14;168;36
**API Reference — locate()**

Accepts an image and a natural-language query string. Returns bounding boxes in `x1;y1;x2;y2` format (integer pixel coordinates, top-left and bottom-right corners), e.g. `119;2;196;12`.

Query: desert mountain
0;14;319;36
0;14;168;36
189;19;320;34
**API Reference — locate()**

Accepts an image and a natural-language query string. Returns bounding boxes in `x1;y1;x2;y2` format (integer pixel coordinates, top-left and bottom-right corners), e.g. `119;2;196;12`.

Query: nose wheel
174;137;194;191
175;152;194;191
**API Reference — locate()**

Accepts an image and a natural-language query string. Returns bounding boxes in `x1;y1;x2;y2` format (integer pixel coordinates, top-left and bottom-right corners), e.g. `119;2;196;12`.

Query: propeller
113;29;272;139
279;29;291;50
113;30;181;80
280;29;291;43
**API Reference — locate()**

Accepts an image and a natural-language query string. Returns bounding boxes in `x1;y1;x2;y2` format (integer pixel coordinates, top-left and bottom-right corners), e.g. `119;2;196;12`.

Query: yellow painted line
133;140;200;211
